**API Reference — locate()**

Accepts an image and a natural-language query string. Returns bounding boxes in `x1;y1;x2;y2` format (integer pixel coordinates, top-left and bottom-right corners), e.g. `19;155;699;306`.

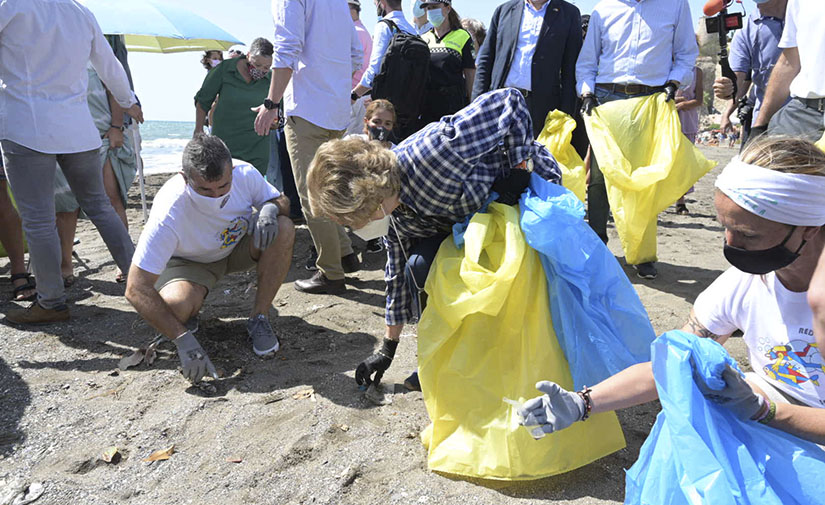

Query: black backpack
370;19;430;137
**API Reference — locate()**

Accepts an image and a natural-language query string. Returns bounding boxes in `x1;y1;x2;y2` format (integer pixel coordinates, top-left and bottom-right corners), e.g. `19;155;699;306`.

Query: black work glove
580;94;597;116
355;338;398;386
663;82;679;102
493;168;532;206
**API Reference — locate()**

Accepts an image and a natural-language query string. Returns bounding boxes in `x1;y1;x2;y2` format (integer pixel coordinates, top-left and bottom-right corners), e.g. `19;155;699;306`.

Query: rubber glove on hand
518;381;586;434
253;202;280;251
172;331;218;383
493;168;531;205
355;338;398;386
663;82;679;102
696;364;766;421
580;94;597;116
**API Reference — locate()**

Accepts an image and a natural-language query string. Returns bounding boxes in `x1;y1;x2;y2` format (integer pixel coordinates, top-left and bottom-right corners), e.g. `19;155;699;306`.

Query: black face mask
367;125;392;142
723;226;807;275
376;2;386;17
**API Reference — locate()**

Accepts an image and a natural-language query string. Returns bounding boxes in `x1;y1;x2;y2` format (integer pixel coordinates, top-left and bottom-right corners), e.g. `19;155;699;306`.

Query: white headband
715;157;825;226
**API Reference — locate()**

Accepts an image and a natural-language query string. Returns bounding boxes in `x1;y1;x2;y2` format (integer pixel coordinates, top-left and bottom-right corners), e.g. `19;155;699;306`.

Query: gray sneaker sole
252;340;280;357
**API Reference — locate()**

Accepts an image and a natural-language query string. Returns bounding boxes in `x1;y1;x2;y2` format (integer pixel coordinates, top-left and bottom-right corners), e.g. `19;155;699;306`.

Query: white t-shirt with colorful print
694;267;824;408
133;162;280;275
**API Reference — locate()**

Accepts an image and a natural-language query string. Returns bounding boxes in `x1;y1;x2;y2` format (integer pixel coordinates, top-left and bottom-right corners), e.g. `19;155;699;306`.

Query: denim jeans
1;140;134;308
265;129;283;191
404;233;449;321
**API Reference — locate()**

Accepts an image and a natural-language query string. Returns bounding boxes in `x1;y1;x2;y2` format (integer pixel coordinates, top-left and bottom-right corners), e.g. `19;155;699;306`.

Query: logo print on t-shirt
219;216;248;249
763;340;824;389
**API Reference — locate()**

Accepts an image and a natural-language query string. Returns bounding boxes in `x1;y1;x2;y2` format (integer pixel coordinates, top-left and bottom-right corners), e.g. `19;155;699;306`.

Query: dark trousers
767;98;825;141
404;233;449;320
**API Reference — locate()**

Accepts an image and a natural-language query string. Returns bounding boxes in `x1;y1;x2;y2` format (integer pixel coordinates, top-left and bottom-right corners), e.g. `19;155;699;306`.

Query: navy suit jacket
472;0;582;137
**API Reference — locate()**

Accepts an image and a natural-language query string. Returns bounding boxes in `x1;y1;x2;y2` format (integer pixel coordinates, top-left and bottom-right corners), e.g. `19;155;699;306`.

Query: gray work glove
518;381;586;434
253;202;280;250
172;331;218;383
696;364;766;421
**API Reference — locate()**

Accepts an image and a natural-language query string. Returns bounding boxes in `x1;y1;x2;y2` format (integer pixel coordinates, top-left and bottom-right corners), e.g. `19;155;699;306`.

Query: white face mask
353;205;391;241
185;182;231;214
209;59;222;68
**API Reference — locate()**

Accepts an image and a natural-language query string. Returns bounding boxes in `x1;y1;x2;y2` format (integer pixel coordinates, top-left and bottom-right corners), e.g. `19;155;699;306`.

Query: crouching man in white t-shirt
517;136;825;445
125;135;295;383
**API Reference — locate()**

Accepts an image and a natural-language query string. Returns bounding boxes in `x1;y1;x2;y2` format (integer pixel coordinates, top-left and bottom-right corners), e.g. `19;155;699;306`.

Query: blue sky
128;0;747;122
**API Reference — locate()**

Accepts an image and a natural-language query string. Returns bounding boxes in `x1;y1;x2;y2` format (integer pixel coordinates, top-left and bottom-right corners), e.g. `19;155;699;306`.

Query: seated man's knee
159;281;206;320
277;215;295;245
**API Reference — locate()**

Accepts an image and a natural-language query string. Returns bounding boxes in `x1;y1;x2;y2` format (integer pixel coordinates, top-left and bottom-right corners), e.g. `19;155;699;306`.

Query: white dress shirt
575;0;698;96
779;0;825;99
0;0;136;154
272;0;363;131
504;0;550;91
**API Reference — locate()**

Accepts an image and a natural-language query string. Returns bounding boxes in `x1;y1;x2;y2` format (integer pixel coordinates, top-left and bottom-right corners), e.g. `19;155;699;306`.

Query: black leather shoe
341;252;361;274
294;271;346;295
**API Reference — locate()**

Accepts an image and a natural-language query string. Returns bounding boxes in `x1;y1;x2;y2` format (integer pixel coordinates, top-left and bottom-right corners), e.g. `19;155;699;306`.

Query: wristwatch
109;124;124;131
263;98;277;110
351;91;359;101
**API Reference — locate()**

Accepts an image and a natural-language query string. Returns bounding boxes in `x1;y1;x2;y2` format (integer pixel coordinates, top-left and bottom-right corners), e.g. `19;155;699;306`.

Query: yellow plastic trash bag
417;202;625;480
536;110;586;202
584;94;715;264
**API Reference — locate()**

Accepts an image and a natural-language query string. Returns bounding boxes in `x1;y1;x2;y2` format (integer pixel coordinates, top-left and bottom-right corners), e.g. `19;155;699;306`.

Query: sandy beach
0;145;742;505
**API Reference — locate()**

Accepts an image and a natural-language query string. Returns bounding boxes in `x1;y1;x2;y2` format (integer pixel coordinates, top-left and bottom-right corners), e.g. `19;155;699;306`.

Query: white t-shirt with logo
694;267;824;408
133;163;280;275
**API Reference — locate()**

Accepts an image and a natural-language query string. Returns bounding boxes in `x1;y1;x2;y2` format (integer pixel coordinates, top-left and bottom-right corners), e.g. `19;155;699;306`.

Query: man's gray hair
249;37;274;58
182;134;232;181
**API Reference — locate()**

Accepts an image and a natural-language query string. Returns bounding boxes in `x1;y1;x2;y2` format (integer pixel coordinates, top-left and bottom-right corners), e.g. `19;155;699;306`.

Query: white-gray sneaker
247;314;280;357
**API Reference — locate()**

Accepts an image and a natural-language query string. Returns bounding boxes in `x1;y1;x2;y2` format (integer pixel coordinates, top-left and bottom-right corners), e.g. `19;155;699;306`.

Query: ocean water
138;120;195;174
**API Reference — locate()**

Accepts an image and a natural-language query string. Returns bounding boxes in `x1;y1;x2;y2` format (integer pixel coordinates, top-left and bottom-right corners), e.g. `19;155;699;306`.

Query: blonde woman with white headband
516;136;825;445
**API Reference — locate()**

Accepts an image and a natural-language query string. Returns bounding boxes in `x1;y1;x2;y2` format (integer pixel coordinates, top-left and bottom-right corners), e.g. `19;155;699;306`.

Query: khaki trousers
284;115;352;280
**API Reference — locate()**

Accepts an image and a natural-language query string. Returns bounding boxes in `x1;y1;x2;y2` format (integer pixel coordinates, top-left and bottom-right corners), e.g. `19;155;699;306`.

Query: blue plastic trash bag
519;174;655;388
626;330;825;505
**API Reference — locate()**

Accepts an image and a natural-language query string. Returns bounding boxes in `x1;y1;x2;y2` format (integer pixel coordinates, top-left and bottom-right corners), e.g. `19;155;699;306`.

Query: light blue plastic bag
626;331;825;505
519;174;655;388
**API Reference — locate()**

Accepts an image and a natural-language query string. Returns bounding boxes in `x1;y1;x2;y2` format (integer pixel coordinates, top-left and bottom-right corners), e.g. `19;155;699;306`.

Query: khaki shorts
155;233;257;292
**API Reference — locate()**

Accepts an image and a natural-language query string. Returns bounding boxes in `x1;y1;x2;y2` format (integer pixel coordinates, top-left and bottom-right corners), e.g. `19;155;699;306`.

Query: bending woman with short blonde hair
307;89;562;389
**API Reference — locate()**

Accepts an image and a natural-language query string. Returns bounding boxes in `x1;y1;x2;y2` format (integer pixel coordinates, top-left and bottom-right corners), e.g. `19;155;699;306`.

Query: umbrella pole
130;124;148;223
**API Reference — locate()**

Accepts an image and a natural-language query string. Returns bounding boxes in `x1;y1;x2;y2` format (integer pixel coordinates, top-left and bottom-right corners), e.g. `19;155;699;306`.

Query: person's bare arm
753;47;800;128
253;68;294;135
767;401;825;445
676;69;704;112
104;88;125;148
587;309;732;414
464;68;476;102
272;194;290;217
125;265;187;339
194;102;208;137
385;324;403;342
809;248;825;359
